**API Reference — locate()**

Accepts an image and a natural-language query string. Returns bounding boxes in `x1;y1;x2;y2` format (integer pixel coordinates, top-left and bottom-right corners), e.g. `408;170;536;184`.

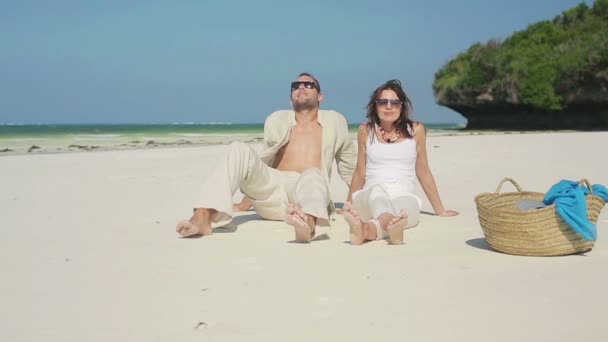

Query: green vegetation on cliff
433;0;608;129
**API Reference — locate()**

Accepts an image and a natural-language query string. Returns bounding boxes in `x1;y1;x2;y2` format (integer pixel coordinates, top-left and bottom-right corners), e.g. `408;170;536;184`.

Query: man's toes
176;221;200;237
176;221;189;233
294;206;305;217
286;212;304;227
293;214;305;226
291;203;302;214
178;225;193;236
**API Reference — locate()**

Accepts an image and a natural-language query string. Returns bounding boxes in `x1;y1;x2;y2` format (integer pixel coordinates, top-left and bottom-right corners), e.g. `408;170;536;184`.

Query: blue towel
543;180;608;241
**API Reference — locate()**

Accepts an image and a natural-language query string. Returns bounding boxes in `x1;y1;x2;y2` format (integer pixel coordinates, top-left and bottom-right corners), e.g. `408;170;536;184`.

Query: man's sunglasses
291;81;319;92
376;99;403;107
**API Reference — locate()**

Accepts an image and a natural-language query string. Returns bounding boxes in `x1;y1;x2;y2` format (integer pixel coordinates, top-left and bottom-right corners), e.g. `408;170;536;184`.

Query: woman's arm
346;124;369;203
413;122;458;216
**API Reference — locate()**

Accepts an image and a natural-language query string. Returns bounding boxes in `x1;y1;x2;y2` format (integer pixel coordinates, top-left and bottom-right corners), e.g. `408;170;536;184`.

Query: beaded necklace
376;125;402;143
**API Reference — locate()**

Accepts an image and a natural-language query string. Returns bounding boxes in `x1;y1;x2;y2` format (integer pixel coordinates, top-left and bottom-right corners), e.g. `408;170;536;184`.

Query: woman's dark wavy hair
366;79;414;140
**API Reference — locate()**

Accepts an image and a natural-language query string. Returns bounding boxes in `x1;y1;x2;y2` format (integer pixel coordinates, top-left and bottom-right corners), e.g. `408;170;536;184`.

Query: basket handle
495;177;523;193
579;179;594;194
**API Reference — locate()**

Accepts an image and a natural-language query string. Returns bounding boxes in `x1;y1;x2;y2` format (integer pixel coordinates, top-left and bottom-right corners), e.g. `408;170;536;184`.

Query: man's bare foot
175;208;215;237
387;210;408;245
286;203;314;242
341;203;365;245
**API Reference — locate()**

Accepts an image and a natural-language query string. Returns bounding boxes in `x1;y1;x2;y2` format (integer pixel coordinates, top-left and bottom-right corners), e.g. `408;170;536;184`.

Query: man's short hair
298;72;321;93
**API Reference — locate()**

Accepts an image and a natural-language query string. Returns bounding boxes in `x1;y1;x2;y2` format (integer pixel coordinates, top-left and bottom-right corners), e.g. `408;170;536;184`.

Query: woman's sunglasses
376;99;403;107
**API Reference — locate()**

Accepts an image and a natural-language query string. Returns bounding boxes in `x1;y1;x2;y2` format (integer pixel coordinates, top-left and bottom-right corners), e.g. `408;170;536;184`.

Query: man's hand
232;197;253;212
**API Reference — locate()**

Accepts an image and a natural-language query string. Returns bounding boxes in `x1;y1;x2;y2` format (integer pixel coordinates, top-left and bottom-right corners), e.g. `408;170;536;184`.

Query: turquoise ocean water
0;123;464;154
0;123;461;136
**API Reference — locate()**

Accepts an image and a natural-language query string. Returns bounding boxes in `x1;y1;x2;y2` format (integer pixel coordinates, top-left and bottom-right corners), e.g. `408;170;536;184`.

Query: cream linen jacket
260;109;357;214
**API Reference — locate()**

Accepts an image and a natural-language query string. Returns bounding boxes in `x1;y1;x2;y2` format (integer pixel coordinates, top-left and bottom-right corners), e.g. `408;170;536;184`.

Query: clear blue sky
0;0;592;124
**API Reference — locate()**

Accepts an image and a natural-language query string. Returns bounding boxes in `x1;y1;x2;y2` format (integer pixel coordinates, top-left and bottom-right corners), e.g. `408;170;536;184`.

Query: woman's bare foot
286;203;314;242
341;203;365;245
175;208;215;237
387;210;408;245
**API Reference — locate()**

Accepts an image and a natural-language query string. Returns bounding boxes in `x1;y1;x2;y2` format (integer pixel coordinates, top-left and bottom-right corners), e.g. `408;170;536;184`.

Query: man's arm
335;114;357;187
346;124;368;202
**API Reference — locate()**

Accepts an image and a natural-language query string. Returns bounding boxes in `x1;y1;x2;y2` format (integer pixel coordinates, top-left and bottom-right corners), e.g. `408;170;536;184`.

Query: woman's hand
437;209;459;217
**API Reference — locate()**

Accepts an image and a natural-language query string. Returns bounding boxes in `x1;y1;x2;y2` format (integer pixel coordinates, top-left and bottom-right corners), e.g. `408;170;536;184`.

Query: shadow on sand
465;237;591;257
465;238;494;252
213;212;264;234
288;233;330;244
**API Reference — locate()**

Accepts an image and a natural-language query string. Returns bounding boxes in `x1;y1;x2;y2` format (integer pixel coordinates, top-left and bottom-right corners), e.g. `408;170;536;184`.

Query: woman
342;79;458;245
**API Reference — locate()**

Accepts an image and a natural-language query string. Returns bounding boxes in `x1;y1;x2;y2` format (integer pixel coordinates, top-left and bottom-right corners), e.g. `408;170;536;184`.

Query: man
176;72;356;242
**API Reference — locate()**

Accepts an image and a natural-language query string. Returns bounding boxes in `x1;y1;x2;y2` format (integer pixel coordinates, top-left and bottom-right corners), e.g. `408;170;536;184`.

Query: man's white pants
194;142;330;227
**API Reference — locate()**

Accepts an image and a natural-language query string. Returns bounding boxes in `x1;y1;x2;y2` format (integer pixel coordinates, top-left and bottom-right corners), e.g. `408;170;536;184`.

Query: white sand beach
1;132;607;342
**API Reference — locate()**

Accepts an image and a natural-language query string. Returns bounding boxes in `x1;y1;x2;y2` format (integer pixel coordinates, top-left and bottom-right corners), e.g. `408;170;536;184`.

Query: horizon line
0;121;464;126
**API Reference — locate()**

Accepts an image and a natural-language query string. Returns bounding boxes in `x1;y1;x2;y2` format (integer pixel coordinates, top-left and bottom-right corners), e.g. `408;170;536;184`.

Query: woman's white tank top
365;127;417;193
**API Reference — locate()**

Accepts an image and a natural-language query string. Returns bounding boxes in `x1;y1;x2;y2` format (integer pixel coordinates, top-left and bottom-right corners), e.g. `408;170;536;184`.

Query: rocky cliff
433;0;608;130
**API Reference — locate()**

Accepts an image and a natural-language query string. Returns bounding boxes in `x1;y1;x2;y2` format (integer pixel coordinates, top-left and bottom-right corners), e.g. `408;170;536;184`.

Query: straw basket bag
474;178;606;256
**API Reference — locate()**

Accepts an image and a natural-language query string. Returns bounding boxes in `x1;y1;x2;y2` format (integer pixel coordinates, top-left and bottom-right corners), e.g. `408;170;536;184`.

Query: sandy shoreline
1;132;607;341
0;133;266;156
0;129;582;156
